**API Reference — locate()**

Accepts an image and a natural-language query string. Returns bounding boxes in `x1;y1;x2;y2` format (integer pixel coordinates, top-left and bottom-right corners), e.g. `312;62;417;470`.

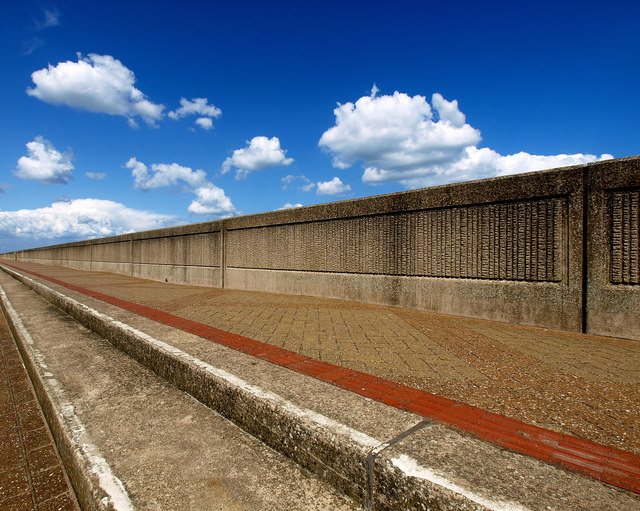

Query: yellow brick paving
5;262;640;455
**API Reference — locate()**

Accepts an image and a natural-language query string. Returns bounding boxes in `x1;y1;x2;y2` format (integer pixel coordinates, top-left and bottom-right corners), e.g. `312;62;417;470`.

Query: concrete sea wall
3;156;639;340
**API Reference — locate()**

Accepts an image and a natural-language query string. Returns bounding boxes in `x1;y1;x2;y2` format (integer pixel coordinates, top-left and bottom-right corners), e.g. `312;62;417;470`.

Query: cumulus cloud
320;87;613;188
169;97;221;130
222;136;294;180
126;157;236;218
319;90;480;171
125;157;207;190
195;117;213;130
0;198;172;240
187;184;236;216
14;136;74;184
316;177;351;196
27;54;164;126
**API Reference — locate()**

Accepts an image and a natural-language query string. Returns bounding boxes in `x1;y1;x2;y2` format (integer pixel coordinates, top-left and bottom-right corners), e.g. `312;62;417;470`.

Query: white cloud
319;91;480;172
222;136;294;180
361;146;614;188
27;54;164;127
320;89;613;188
14;136;74;184
168;98;222;130
126;157;236;218
125;157;207;190
195;117;213;130
278;203;303;210
188;184;236;216
85;172;106;180
316;177;351;196
0;199;172;240
281;174;315;192
490;150;614;176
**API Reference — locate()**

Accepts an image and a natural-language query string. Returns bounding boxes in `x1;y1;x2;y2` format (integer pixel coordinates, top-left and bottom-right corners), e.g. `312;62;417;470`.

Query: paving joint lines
0;294;80;510
3;262;639;496
2;266;528;510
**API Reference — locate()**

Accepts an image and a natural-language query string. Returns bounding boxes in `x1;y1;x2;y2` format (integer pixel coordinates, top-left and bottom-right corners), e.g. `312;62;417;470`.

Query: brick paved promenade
0;307;78;510
2;260;639;497
7;261;639;453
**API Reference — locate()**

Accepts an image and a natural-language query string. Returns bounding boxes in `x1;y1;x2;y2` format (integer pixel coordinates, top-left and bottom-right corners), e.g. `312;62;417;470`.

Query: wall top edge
4;155;638;255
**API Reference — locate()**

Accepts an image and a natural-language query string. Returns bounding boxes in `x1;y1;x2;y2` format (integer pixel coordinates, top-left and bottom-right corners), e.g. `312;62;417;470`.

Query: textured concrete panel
133;231;221;267
610;189;640;285
226;198;566;281
91;240;132;264
586;158;640;340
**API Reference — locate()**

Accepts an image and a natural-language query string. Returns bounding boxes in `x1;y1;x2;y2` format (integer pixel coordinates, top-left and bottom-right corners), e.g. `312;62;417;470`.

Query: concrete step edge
0;283;134;511
1;264;529;511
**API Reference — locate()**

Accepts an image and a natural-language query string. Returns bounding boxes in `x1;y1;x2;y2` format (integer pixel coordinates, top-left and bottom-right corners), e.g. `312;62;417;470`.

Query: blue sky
1;0;638;252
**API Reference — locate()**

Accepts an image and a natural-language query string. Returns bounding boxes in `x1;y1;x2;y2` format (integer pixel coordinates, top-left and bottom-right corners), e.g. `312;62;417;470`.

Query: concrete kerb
0;263;530;511
0;284;134;511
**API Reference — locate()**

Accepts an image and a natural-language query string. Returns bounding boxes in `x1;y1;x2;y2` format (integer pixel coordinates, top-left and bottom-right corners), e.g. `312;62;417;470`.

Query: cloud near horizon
27;54;165;127
222;136;294;180
319;88;613;188
277;202;303;210
188;184;236;216
14;136;74;184
0;198;172;241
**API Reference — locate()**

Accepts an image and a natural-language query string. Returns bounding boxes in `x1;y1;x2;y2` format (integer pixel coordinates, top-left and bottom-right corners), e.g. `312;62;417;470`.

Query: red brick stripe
7;263;640;495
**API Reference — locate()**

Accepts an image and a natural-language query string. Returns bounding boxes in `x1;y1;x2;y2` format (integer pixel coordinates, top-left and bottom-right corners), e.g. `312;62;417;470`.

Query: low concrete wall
3;156;639;340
